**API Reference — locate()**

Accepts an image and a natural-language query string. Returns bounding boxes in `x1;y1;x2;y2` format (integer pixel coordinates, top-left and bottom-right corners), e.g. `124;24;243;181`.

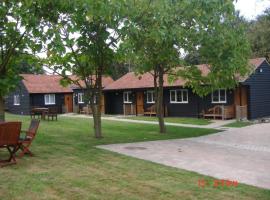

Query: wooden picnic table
31;107;49;120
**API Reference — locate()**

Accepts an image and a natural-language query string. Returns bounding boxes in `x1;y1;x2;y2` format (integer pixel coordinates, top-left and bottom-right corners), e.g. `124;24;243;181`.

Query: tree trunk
91;72;103;139
92;104;102;138
156;66;166;134
0;95;5;122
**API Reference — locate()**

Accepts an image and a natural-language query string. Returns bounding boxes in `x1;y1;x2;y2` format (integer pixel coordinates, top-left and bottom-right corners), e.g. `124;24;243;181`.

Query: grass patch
224;121;253;128
0;113;269;200
121;116;211;125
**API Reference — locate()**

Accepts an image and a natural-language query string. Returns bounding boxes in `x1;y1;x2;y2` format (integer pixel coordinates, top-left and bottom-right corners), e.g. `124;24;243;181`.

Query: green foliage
108;62;131;80
0;1;47;97
175;1;251;96
247;8;270;60
47;0;126;81
122;0;183;74
122;0;250;97
45;0;128;137
13;54;44;74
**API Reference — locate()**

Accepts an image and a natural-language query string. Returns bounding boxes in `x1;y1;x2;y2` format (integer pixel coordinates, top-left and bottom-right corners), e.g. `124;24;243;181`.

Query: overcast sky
234;0;270;20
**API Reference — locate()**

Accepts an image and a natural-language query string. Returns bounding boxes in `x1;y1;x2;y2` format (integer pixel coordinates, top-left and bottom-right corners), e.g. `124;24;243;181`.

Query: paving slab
97;123;270;190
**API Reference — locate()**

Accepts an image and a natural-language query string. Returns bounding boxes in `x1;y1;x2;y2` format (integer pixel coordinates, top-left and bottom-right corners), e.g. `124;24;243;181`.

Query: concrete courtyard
98;123;270;189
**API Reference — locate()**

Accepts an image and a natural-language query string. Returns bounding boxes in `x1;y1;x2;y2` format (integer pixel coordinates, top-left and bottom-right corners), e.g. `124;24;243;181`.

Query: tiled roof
249;57;266;68
239;57;266;82
104;58;267;90
21;74;114;94
21;74;73;93
69;75;114;89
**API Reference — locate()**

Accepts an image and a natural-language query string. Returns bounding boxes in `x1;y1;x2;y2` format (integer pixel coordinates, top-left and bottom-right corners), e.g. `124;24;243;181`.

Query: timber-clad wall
5;80;30;115
30;93;67;113
73;89;105;113
104;88;234;117
243;60;270;119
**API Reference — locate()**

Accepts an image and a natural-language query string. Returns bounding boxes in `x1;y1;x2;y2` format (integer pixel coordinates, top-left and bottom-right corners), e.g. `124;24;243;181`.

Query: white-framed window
146;90;155;103
44;94;55;105
78;93;84;104
170;89;188;103
14;95;20;105
123;91;132;103
212;89;227;103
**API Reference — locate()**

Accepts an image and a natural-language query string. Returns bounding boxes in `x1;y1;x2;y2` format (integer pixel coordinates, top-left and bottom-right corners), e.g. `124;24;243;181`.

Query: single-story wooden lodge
6;58;270;120
103;58;270;120
5;74;114;115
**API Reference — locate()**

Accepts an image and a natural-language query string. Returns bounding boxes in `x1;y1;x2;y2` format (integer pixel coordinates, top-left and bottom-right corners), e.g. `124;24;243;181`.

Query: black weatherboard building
5;74;74;115
104;58;270;120
5;74;114;115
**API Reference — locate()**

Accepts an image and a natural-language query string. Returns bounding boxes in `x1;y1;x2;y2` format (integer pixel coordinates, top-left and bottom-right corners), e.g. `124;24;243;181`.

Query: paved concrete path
61;113;235;130
98;123;270;190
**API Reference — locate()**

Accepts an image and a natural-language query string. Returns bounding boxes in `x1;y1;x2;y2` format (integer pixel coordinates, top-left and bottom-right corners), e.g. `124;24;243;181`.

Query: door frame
64;93;73;113
136;91;144;115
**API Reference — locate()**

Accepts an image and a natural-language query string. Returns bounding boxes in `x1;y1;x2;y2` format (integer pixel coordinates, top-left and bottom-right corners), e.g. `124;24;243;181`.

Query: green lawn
0;114;269;200
121;116;212;125
224;121;253;128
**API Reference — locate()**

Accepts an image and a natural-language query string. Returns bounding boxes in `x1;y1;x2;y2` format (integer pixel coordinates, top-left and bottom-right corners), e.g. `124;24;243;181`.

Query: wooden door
234;86;248;106
234;86;248;120
64;94;73;113
136;92;144;115
240;87;248;106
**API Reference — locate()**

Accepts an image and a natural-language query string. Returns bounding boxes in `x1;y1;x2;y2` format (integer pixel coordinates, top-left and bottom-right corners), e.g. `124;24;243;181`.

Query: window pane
147;91;154;103
14;95;20;105
126;93;128;102
152;91;155;102
128;93;131;102
78;93;81;103
147;92;150;102
212;91;219;102
124;93;127;102
177;91;182;102
182;91;188;102
220;90;226;101
51;94;55;104
124;92;131;102
170;91;176;102
45;95;49;103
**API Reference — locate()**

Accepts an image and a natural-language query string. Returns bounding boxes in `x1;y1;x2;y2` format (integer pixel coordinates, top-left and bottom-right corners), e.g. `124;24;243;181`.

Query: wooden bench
202;105;235;120
80;106;92;115
144;105;156;116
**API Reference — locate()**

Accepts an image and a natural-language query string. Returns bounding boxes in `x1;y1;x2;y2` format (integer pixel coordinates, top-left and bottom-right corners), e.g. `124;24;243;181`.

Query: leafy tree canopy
13;54;44;74
0;0;48;97
46;0;127;138
122;0;250;96
247;8;270;60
